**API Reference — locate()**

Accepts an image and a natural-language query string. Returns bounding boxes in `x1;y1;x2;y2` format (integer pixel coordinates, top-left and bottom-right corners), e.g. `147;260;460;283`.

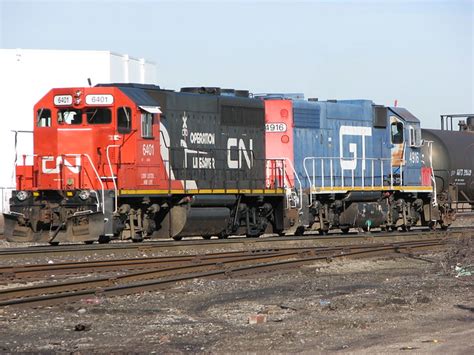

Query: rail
303;156;403;203
0;237;450;308
106;145;121;213
268;157;303;210
15;154;105;214
158;146;288;193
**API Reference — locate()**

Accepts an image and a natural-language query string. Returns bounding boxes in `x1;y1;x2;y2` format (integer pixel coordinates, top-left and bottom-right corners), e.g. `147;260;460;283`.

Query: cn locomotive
3;84;455;244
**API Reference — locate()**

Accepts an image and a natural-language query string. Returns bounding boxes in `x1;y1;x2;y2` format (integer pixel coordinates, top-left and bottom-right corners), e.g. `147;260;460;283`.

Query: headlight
16;191;29;201
78;190;90;200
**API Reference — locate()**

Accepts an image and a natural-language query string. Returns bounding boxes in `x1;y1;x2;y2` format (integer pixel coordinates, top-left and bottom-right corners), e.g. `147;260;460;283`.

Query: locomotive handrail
303;156;406;204
63;154;105;214
14;153;105;213
106;145;121;213
269;157;303;211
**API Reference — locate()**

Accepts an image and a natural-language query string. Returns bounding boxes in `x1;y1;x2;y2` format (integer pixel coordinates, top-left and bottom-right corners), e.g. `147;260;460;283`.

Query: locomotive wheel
172;236;182;241
202;235;212;240
401;225;411;232
84;240;94;245
294;226;305;236
341;227;350;234
98;235;111;244
218;233;228;239
49;241;59;246
132;234;144;243
319;229;328;235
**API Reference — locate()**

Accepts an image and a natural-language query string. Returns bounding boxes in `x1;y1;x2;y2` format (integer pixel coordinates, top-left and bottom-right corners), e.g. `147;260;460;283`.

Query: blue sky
1;0;473;128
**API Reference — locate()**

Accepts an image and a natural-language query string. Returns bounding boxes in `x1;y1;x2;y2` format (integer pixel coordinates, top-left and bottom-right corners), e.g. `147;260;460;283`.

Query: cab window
36;108;51;127
141;112;153;138
391;122;404;144
117;107;132;134
86;108;112;124
58;109;82;125
409;126;422;147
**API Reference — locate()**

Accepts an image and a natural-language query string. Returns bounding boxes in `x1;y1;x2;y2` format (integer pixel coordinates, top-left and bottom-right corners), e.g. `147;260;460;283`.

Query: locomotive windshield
58;109;82;125
86;108;112;124
56;108;113;125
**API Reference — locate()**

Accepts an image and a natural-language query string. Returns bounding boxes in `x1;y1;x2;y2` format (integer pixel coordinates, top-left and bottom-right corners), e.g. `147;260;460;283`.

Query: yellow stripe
311;186;433;193
119;188;285;196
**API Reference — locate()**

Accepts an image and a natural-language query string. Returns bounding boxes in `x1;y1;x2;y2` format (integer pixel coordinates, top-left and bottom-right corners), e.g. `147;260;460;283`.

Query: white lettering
41;156;81;174
190;132;215;145
142;143;155;156
227;138;254;169
339;126;372;171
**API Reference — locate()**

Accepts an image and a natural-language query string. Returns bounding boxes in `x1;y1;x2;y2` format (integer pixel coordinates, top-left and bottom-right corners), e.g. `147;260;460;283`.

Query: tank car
4;84;287;244
262;94;443;233
421;114;474;223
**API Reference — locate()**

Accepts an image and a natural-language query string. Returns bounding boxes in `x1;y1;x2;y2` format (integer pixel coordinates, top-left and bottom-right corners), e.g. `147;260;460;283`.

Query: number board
85;94;114;105
54;95;73;106
265;122;287;133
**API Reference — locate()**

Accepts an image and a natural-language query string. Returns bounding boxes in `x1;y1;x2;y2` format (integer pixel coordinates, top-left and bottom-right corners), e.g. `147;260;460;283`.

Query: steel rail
0;227;465;262
0;239;446;307
0;238;448;281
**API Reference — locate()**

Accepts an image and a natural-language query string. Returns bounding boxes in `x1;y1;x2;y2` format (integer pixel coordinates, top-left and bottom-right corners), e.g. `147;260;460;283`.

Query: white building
0;49;157;211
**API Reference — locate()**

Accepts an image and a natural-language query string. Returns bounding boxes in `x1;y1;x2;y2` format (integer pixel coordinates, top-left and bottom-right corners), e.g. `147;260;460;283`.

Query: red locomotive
5;84;288;243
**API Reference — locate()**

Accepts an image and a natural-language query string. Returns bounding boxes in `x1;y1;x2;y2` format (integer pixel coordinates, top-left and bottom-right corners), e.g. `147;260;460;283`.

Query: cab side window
141;112;153;138
391;122;404;144
117;107;132;134
36;108;51;127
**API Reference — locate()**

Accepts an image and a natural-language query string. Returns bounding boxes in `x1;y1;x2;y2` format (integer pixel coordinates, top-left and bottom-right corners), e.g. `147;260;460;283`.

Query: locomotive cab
5;87;145;243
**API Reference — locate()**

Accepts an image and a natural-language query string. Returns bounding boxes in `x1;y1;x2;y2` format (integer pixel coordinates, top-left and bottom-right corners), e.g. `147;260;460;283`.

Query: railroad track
0;227;468;262
0;238;448;308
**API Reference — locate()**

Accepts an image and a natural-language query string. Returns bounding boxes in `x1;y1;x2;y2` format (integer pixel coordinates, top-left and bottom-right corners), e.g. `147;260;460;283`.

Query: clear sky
0;0;473;128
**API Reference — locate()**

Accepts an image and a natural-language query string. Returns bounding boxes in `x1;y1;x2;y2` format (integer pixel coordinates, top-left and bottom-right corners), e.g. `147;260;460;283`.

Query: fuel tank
421;129;474;203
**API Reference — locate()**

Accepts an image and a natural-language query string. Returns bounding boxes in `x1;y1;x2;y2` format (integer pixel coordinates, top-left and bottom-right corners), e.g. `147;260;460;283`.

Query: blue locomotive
263;95;445;234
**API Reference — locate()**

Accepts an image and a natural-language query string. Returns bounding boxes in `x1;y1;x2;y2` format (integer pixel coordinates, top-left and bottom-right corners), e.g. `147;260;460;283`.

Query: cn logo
42;156;81;174
227;138;253;169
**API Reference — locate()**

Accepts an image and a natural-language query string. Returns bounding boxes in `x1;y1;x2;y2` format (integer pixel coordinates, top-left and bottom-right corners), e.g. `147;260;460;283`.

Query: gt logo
339;126;372;171
41;156;81;174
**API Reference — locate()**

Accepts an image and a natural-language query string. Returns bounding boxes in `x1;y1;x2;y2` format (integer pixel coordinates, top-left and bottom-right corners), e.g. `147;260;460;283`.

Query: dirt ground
0;237;473;353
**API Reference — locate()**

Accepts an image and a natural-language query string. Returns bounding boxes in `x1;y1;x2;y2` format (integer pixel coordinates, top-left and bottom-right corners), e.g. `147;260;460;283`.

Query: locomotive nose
38;126;97;190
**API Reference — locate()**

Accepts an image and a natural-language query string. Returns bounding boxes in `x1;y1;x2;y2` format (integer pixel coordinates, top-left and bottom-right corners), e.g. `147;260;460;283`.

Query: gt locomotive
3;84;457;244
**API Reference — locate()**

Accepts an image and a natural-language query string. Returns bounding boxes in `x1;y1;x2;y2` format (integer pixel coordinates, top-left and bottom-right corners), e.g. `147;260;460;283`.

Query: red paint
264;100;295;189
16;86;181;193
421;167;432;186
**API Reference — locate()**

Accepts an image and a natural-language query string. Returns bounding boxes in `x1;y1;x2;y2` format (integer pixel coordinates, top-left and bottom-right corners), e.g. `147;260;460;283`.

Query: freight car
4;84;287;243
3;84;455;244
421;114;474;218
